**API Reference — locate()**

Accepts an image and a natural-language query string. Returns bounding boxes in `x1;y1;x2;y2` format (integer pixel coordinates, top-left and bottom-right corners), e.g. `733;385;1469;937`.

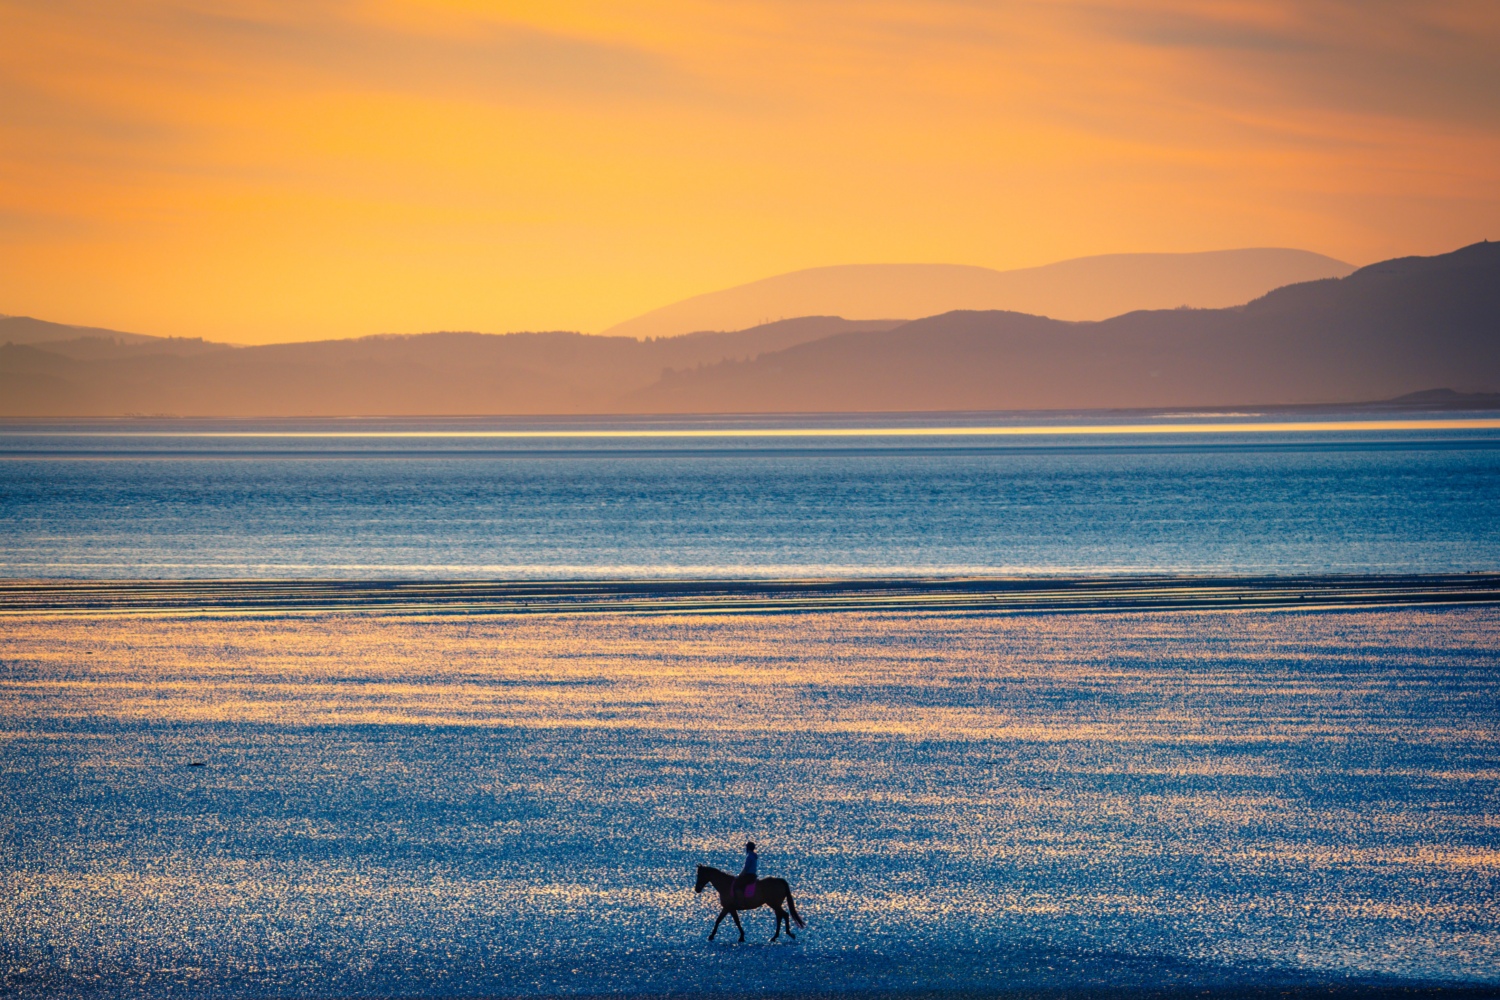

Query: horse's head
694;865;710;893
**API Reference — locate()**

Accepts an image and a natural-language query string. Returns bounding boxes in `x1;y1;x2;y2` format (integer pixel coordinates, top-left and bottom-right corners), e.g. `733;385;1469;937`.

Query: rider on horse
695;844;804;942
731;841;758;901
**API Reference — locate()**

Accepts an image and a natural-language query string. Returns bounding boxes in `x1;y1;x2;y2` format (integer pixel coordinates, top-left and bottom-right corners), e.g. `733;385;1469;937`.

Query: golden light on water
4;607;1494;744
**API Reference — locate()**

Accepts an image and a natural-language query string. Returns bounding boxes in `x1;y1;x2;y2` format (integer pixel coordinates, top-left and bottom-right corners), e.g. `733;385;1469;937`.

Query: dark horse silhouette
695;865;805;942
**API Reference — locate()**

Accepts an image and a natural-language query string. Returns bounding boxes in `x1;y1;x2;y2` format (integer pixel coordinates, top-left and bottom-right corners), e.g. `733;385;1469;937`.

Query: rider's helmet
745;841;756;851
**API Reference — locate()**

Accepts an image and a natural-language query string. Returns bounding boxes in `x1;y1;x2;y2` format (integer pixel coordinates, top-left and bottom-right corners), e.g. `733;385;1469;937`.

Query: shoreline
3;572;1498;617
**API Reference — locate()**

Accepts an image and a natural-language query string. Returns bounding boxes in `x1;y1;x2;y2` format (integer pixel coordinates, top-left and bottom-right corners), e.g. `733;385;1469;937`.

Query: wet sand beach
2;596;1497;997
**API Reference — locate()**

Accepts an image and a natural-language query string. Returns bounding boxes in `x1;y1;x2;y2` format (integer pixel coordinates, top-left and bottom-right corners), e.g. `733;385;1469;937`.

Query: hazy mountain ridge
624;241;1499;412
1;243;1493;416
0;317;898;416
602;248;1355;338
0;316;167;346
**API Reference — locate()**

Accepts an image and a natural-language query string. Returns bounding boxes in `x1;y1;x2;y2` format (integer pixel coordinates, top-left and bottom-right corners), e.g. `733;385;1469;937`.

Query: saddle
732;876;758;901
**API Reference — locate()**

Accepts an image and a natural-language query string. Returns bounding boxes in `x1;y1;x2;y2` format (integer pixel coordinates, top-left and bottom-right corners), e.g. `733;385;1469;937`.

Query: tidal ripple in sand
1;608;1497;997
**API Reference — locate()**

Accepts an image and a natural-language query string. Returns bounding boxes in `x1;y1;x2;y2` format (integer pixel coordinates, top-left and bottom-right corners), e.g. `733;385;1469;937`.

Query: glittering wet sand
1;605;1497;997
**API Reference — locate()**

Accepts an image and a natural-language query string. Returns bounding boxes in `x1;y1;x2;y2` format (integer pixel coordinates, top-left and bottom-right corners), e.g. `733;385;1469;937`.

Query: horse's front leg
710;908;729;941
731;909;745;942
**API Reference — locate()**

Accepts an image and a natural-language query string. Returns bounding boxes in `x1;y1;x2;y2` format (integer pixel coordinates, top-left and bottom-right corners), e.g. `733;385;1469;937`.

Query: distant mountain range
0;316;900;416
602;249;1354;338
1;242;1494;416
628;242;1500;413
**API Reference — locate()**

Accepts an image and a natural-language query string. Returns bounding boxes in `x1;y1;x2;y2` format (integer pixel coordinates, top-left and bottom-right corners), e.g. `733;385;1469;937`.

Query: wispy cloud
1070;0;1500;123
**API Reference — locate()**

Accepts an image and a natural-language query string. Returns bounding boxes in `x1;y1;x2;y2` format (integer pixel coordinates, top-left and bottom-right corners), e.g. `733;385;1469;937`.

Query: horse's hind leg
773;903;794;940
769;904;783;941
710;908;729;941
731;909;745;942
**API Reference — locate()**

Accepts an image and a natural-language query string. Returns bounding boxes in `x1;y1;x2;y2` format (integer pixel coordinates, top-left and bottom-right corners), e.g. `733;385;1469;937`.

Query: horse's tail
785;889;805;929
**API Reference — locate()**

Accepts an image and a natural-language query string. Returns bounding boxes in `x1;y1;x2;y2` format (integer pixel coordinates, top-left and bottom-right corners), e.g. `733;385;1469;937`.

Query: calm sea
2;412;1498;578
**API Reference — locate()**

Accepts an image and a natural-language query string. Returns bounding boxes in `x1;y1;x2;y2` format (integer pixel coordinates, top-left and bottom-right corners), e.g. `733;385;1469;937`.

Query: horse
695;864;805;942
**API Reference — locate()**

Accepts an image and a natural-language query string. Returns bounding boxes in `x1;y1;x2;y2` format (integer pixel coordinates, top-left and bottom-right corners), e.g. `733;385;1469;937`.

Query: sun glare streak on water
0;608;1497;997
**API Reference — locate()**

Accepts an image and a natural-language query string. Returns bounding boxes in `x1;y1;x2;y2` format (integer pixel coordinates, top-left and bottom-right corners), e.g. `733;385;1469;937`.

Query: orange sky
2;0;1498;344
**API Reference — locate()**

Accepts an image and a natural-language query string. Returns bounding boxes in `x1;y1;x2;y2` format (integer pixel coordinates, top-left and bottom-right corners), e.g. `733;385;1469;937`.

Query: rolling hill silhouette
0;317;898;416
626;242;1499;412
0;243;1492;416
602;249;1354;339
0;315;169;347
